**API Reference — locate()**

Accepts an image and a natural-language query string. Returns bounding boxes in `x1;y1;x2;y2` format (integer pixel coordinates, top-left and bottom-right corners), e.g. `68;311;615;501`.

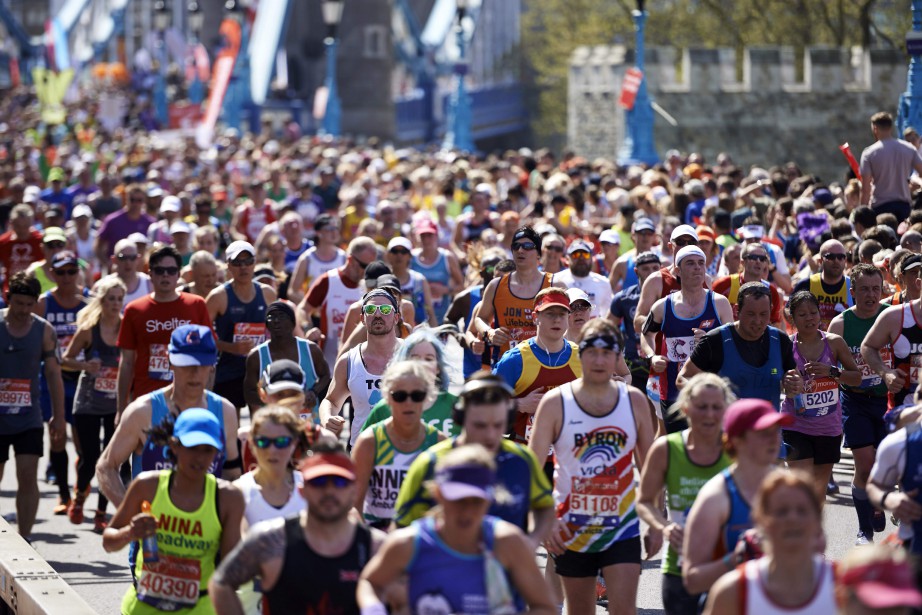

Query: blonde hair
380;360;438;408
252;404;305;439
77;277;126;330
675;373;737;415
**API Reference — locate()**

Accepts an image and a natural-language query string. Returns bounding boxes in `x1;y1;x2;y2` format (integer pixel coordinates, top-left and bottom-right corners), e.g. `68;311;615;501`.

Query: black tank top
263;516;371;615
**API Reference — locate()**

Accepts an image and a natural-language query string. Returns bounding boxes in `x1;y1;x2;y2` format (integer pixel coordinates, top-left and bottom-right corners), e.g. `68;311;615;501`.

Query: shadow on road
46;558;131;582
28;532;79;545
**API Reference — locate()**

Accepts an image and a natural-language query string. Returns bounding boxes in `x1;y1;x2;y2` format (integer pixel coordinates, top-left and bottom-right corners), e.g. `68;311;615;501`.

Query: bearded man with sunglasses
712;241;784;328
553;240;612;319
320;289;403;447
100;238;152;306
792;238;853;330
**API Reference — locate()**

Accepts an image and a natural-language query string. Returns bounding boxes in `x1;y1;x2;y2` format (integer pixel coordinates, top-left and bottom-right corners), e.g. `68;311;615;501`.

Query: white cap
159;195;181;213
670;224;699;243
675;245;707;266
599;229;621;244
71;204;93;219
739;225;764;240
23;185;41;204
169;220;191;235
565;287;594;309
128;232;150;244
387;237;413;252
226;240;256;261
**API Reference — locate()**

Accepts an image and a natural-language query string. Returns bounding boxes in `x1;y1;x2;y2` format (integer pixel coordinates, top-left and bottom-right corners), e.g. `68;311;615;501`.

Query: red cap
840;559;922;609
414;218;439;235
723;399;793;440
299;452;356;482
534;289;571;313
696;225;717;242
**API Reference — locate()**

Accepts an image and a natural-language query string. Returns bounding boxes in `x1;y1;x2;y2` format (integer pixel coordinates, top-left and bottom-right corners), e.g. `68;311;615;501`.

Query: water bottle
793;394;807;417
141;500;159;563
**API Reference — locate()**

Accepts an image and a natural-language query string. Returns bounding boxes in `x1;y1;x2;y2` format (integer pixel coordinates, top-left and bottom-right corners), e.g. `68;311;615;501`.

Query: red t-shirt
0;230;44;290
117;292;213;399
236;203;276;244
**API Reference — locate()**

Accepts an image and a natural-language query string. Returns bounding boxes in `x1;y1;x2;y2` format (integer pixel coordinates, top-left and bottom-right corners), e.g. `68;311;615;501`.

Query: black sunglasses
744;254;768;262
306;476;352;489
230;258;256;267
390;389;427;403
151;266;180;276
822;253;846;261
389;249;411;256
253;435;294;449
512;241;538;252
673;238;698;248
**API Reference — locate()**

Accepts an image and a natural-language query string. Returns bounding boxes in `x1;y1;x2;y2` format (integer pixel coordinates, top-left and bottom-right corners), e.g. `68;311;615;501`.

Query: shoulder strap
737;561;748;614
356;524;372;567
258;343;271;371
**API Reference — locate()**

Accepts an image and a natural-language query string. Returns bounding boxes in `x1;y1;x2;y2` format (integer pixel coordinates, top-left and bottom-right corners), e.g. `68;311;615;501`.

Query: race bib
136;554;201;611
664;335;695;363
0;379;31;414
856;348;890;388
148;344;173;381
801;377;839;417
93;367;118;397
911;355;922;386
233;323;266;346
566;476;626;529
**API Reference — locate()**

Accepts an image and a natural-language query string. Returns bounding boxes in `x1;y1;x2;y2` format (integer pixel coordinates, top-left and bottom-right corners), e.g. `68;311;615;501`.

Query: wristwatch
828;366;841;380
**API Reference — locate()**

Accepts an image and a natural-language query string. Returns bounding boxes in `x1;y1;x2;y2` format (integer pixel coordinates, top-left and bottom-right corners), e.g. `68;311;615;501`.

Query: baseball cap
47;167;66;182
160;195;181;213
839;555;922;609
71;204;93;219
43;227;67;244
567;239;593;255
173;408;223;452
51;251;79;269
696;225;717;242
724;399;793;440
147;185;164;198
23;185;41;204
902;253;922;272
414;218;439;235
364;260;391;283
812;187;833;206
534;288;571;313
599;229;621;245
261;359;306;395
254;267;277;282
128;232;150;245
168;325;218;367
632;218;656;233
169;220;191;235
675;245;707;266
300;451;357;482
635;251;662;267
670;224;699;243
226;241;256;261
435;463;496;501
375;274;401;292
739;225;764;240
387;237;413;252
566;287;593;309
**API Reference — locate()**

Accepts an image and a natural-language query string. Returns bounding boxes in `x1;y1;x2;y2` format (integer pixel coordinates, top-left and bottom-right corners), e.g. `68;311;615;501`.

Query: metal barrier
0;518;97;615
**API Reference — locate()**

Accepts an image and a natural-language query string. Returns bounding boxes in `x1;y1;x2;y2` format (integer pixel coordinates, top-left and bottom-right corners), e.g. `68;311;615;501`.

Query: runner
101;239;152;307
553;239;613;318
209;438;385;615
609;218;658;292
632;224;702;335
288;214;346;305
711;241;783;327
791;238;852;330
388;236;437;327
233;179;277;244
0;272;65;537
102;408;244;615
0;204;43;291
359;444;557;615
411;217;464;323
528;319;655;615
609;251;661;396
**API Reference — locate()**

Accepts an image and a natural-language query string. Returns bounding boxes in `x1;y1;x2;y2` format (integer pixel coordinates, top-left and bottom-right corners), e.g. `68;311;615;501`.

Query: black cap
635;251;662;267
261;359;306;395
364;260;391;282
375;274;401;291
51;250;79;269
902;253;922;273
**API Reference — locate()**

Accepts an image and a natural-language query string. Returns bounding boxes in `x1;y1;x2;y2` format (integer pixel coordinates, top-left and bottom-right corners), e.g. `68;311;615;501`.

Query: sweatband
578;334;622;355
362;288;398;309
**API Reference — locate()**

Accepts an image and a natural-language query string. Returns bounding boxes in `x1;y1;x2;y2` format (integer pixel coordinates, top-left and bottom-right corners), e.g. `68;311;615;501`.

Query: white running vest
742;556;835;615
323;268;363;369
345;342;401;446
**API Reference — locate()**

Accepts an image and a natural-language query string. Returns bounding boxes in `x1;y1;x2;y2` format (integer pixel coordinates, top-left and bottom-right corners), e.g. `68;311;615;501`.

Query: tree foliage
521;0;904;146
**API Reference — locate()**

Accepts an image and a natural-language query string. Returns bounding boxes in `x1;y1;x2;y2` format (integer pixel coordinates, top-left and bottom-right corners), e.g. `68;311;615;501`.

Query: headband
362;288;398;309
675;245;707;266
578;334;622;355
266;300;296;323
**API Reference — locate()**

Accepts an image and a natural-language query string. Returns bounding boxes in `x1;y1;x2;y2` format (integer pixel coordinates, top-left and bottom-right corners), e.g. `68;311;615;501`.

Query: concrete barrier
0;518;97;614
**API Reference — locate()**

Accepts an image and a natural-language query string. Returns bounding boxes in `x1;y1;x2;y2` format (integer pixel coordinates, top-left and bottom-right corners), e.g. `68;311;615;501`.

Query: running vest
74;323;120;415
263;516;371;615
622;254;638;289
124;472;222;614
363;421;441;526
302;247;346;291
411;249;452;322
284;241;309;273
322;268;362;369
234;470;305;528
256;338;320;416
345;342;402;446
132;390;226;479
510;339;582;443
720;468;752;556
808;273;853;330
901;423;922;555
43;288;89;373
122;275;153;307
662;431;730;576
463;286;485;377
740;556;836;615
783;332;840;428
890;301;922;408
400;270;429;325
407;516;514;615
214;282;268;384
491;272;553;357
0;311;45;432
842;307;890;397
553;381;638;552
718;324;784;409
660;291;721;403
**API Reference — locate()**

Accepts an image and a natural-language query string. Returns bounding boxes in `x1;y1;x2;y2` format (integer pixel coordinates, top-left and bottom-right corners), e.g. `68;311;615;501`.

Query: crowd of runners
1;103;922;614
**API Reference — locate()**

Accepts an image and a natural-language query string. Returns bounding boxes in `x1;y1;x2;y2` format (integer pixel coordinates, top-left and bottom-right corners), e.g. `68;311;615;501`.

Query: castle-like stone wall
569;45;907;181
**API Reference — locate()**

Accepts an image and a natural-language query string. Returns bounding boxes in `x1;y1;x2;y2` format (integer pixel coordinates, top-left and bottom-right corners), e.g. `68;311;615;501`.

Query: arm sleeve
688;330;722;373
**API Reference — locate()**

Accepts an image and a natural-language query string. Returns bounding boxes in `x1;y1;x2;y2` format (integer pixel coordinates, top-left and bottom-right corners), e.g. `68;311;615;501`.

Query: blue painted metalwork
898;0;922;138
397;82;525;143
618;6;658;166
443;6;473;151
322;36;341;136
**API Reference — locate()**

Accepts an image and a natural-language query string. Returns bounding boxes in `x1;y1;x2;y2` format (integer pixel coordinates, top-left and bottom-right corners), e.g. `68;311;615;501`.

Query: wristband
361;603;388;615
880;489;893;510
722;553;734;570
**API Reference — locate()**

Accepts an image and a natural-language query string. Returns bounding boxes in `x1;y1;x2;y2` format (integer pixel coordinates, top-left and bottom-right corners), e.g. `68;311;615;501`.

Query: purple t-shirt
98;210;155;256
781;332;842;437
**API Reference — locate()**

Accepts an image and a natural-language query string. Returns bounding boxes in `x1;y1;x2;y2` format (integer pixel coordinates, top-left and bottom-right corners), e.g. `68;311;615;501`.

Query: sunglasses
511;241;538;252
673;238;698;248
571;303;591;313
117;253;139;262
363;304;395;316
545;245;564;252
389;249;411;256
253;435;294;449
822;253;846;261
354;257;371;270
230;258;256;267
151;266;180;276
744;254;768;262
570;251;591;260
306;475;352;489
130;197;146;203
390;389;427;403
55;268;79;276
45;241;66;249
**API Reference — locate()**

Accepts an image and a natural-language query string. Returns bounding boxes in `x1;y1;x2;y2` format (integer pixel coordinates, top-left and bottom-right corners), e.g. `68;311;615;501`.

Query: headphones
452;375;518;434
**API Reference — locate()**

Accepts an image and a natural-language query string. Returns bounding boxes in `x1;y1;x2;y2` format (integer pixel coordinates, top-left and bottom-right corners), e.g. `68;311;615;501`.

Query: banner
619;68;643;110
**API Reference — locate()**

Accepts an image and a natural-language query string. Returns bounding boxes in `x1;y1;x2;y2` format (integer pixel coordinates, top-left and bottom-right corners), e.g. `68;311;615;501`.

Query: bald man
792;239;853;330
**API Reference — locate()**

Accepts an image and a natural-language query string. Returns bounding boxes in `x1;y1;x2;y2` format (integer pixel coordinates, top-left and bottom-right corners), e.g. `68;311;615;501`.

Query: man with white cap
738;222;793;293
387;236;437;327
95;183;155;261
553;239;612;319
593;229;621;278
67;204;98;278
206;241;277;415
147;195;182;244
99;238;151;306
642;245;733;433
169;220;194;265
609;217;658;293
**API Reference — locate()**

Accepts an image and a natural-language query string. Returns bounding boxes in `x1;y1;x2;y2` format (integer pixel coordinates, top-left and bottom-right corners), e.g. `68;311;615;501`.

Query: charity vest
890;301;922;408
808;273;852;330
214;282;268;384
659;291;721;403
321;268;362;369
725;275;771;319
44;288;90;373
345;342;402;447
842;307;890;397
0;311;45;432
491;272;553;357
510;339;582;443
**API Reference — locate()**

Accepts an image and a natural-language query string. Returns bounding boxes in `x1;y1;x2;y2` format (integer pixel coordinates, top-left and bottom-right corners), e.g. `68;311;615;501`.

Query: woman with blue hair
360;328;460;436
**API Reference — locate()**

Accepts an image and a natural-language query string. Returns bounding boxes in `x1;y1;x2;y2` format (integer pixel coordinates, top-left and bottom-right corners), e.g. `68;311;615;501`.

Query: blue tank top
721;468;752;555
256;338;320;416
902;424;922;555
284;242;310;273
718;324;784;409
411;251;452;322
661;291;721;403
214;282;268;383
407;515;516;615
131;389;226;478
401;273;428;326
622;254;638;289
43;288;89;350
463;287;484;378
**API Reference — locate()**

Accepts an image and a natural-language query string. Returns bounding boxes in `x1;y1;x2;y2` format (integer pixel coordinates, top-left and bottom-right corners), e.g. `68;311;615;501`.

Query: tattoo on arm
212;520;286;589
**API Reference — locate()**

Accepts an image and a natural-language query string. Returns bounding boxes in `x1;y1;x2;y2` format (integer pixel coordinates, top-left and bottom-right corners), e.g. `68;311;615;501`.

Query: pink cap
723;399;793;440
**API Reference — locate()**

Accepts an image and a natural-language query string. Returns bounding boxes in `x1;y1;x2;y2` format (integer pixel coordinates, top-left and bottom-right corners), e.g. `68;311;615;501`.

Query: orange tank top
492;272;553;356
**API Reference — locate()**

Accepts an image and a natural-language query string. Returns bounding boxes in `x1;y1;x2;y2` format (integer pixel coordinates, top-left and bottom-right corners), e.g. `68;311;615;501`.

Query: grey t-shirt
859;137;922;205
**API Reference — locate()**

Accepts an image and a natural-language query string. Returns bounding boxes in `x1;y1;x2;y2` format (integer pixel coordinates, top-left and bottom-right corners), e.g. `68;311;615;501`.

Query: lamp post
618;0;658;166
442;0;473;151
321;0;344;137
153;0;170;127
187;0;204;104
898;0;922;138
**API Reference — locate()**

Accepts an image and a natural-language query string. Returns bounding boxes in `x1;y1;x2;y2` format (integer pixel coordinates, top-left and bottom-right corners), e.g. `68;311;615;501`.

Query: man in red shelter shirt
0;205;43;291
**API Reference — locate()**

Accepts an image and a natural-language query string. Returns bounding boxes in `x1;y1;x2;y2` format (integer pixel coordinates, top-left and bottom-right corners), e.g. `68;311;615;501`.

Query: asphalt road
0;435;883;614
